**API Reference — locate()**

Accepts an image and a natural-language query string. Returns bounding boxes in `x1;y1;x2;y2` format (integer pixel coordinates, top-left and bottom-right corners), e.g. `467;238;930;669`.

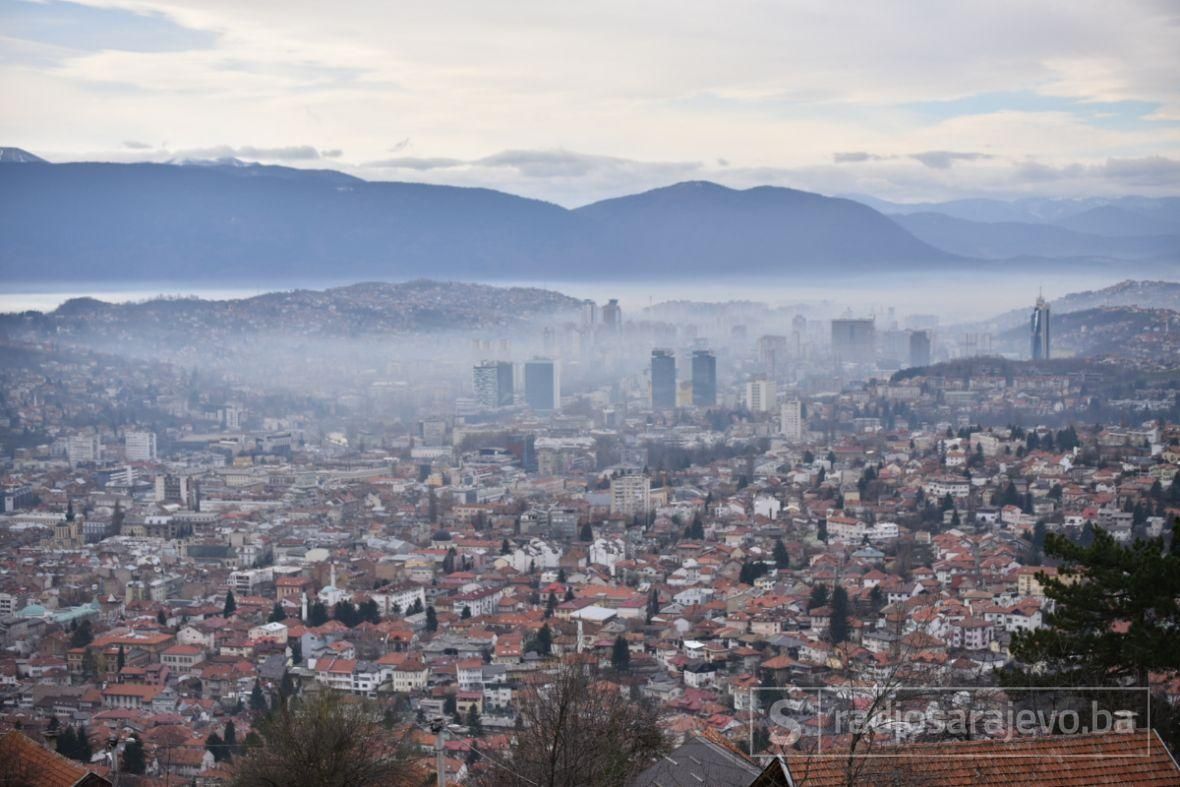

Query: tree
611;635;631;672
579;523;594;542
290;637;303;664
829;586;850;644
442;547;456;574
645;587;660;622
230;691;415;787
268;603;287;623
808;584;829;611
122;735;146;774
461;605;472;620
557;567;567;584
407;598;424;615
772;537;790;569
484;663;669;787
56;727;79;761
250;679;268;713
466;704;484;737
358;598;381;625
224;720;237;758
116;644;126;672
308;600;329;627
528;624;553;656
334;600;359;628
74;725;92;764
564;586;575;602
425;605;438;632
69;620;93;648
545;591;558;618
207;731;227;762
156;609;167;626
223;590;237;618
80;648;97;680
1008;527;1180;686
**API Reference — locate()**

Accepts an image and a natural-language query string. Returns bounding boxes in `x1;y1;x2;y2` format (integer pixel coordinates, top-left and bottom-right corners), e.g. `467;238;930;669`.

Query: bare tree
481;661;669;787
231;691;418;787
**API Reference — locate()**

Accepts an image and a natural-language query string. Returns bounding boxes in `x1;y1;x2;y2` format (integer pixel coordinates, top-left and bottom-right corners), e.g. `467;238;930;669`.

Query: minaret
301;591;308;621
576;619;584;654
330;562;337;590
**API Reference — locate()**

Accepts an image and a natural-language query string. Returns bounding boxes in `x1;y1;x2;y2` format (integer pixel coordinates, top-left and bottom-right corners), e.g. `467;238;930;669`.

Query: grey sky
1;0;1178;205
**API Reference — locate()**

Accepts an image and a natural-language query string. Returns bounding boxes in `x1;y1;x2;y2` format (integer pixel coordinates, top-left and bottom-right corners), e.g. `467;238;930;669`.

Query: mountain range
1;147;1177;284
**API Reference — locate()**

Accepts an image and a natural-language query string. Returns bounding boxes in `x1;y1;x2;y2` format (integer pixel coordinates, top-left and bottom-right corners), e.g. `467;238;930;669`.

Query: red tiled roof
782;730;1180;786
0;730;111;786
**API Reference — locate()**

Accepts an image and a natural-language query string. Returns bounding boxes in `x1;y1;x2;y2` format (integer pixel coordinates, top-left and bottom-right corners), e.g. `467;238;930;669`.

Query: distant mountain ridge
0;155;958;284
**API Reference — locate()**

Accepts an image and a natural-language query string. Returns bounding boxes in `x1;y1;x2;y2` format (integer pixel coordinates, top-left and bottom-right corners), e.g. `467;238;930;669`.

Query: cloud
171;145;336;161
367;156;465;170
122;140;153;150
909;150;995;169
1015;155;1180;186
833;151;889;163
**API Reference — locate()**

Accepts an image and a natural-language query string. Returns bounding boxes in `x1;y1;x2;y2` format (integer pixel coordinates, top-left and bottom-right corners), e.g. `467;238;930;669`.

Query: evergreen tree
116;644;126;672
358;598;381;625
156;609;167;626
442;547;457;574
334;600;359;627
466;704;484;737
250;679;268;712
501;538;511;554
122;735;146;774
564;586;575;602
557;567;567;583
646;587;660;622
223;589;237;618
408;598;424;615
808;584;829;611
829;586;850;644
56;727;79;761
544;591;558;618
206;731;226;762
611;635;631;672
816;520;828;542
80;648;97;680
579;523;594;542
69;620;93;648
290;637;303;665
224;720;237;759
307;600;329;627
268;602;287;623
425;605;438;632
461;605;472;620
772;537;790;569
1008;528;1180;685
75;724;92;763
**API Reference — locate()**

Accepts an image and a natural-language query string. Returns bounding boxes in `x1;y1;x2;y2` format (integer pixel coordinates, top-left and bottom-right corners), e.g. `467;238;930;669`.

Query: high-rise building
746;379;775;412
473;361;515;408
909;330;932;368
524;358;560;411
124;430;157;462
602;299;622;332
610;474;651;517
756;335;788;377
581;300;598;327
1030;295;1050;360
831;318;876;363
66;433;102;466
691;349;717;407
781;399;803;441
651;349;677;410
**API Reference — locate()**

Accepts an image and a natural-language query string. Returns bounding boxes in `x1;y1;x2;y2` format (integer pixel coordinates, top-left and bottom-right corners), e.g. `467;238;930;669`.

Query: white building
67;433;102;465
745;380;775;413
780;400;803;441
588;538;626;576
610;474;651;517
124;430;157;462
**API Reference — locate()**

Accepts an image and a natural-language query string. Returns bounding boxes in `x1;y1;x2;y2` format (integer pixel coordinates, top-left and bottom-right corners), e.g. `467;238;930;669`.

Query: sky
2;0;1180;206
